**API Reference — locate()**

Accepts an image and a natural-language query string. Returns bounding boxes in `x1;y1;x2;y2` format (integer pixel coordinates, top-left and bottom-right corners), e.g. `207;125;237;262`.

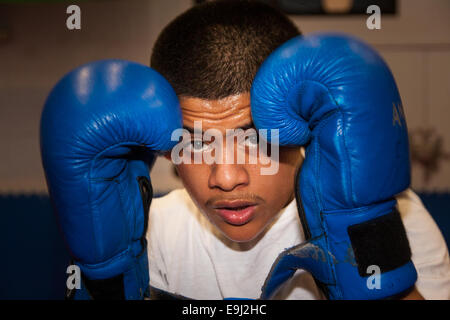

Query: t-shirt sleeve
397;189;450;300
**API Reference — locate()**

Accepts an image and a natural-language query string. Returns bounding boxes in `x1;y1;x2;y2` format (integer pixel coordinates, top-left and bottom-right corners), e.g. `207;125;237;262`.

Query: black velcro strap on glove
347;208;412;277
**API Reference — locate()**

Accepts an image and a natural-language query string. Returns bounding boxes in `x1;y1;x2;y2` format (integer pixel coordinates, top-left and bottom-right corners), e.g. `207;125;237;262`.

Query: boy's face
171;93;302;242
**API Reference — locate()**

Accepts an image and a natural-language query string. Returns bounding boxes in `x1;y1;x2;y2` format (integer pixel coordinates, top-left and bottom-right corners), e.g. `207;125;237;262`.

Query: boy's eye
185;140;210;153
192;140;203;150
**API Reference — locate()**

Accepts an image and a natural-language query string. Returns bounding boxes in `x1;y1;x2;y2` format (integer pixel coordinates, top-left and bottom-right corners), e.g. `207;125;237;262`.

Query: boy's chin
218;222;266;244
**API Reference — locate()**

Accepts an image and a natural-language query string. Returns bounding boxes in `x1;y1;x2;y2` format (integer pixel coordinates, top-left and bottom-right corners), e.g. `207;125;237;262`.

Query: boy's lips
211;200;258;226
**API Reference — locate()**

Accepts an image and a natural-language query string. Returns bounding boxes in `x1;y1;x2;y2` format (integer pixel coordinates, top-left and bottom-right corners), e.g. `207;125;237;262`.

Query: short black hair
150;0;300;100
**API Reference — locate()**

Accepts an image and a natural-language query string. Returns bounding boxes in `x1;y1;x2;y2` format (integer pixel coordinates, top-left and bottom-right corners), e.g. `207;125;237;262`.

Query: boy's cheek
175;163;210;204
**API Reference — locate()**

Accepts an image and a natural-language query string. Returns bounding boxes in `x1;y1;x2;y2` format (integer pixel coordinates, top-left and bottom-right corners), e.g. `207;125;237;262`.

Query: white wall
0;0;449;194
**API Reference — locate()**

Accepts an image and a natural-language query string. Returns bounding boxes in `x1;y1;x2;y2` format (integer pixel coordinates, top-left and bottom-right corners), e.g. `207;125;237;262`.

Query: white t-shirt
146;188;450;300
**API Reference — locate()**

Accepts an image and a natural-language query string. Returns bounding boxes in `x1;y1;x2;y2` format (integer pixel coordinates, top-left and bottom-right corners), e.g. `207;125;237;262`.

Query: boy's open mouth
212;200;257;226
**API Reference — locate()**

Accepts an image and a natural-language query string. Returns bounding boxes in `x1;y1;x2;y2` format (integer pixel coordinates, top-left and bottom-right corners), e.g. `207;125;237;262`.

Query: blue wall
0;192;448;299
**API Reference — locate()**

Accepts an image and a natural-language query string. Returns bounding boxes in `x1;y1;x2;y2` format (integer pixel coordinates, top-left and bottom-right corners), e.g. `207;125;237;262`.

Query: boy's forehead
179;93;252;132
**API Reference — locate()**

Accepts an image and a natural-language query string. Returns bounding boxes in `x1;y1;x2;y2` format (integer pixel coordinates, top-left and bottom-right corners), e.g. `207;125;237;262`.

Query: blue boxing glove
40;60;182;299
252;33;417;300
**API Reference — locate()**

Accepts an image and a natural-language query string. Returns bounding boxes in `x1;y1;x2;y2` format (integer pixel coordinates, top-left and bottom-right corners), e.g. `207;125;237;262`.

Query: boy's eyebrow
183;122;255;134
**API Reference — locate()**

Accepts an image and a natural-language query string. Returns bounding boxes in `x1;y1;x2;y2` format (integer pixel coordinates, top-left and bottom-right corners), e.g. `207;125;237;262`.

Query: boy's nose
208;163;249;192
